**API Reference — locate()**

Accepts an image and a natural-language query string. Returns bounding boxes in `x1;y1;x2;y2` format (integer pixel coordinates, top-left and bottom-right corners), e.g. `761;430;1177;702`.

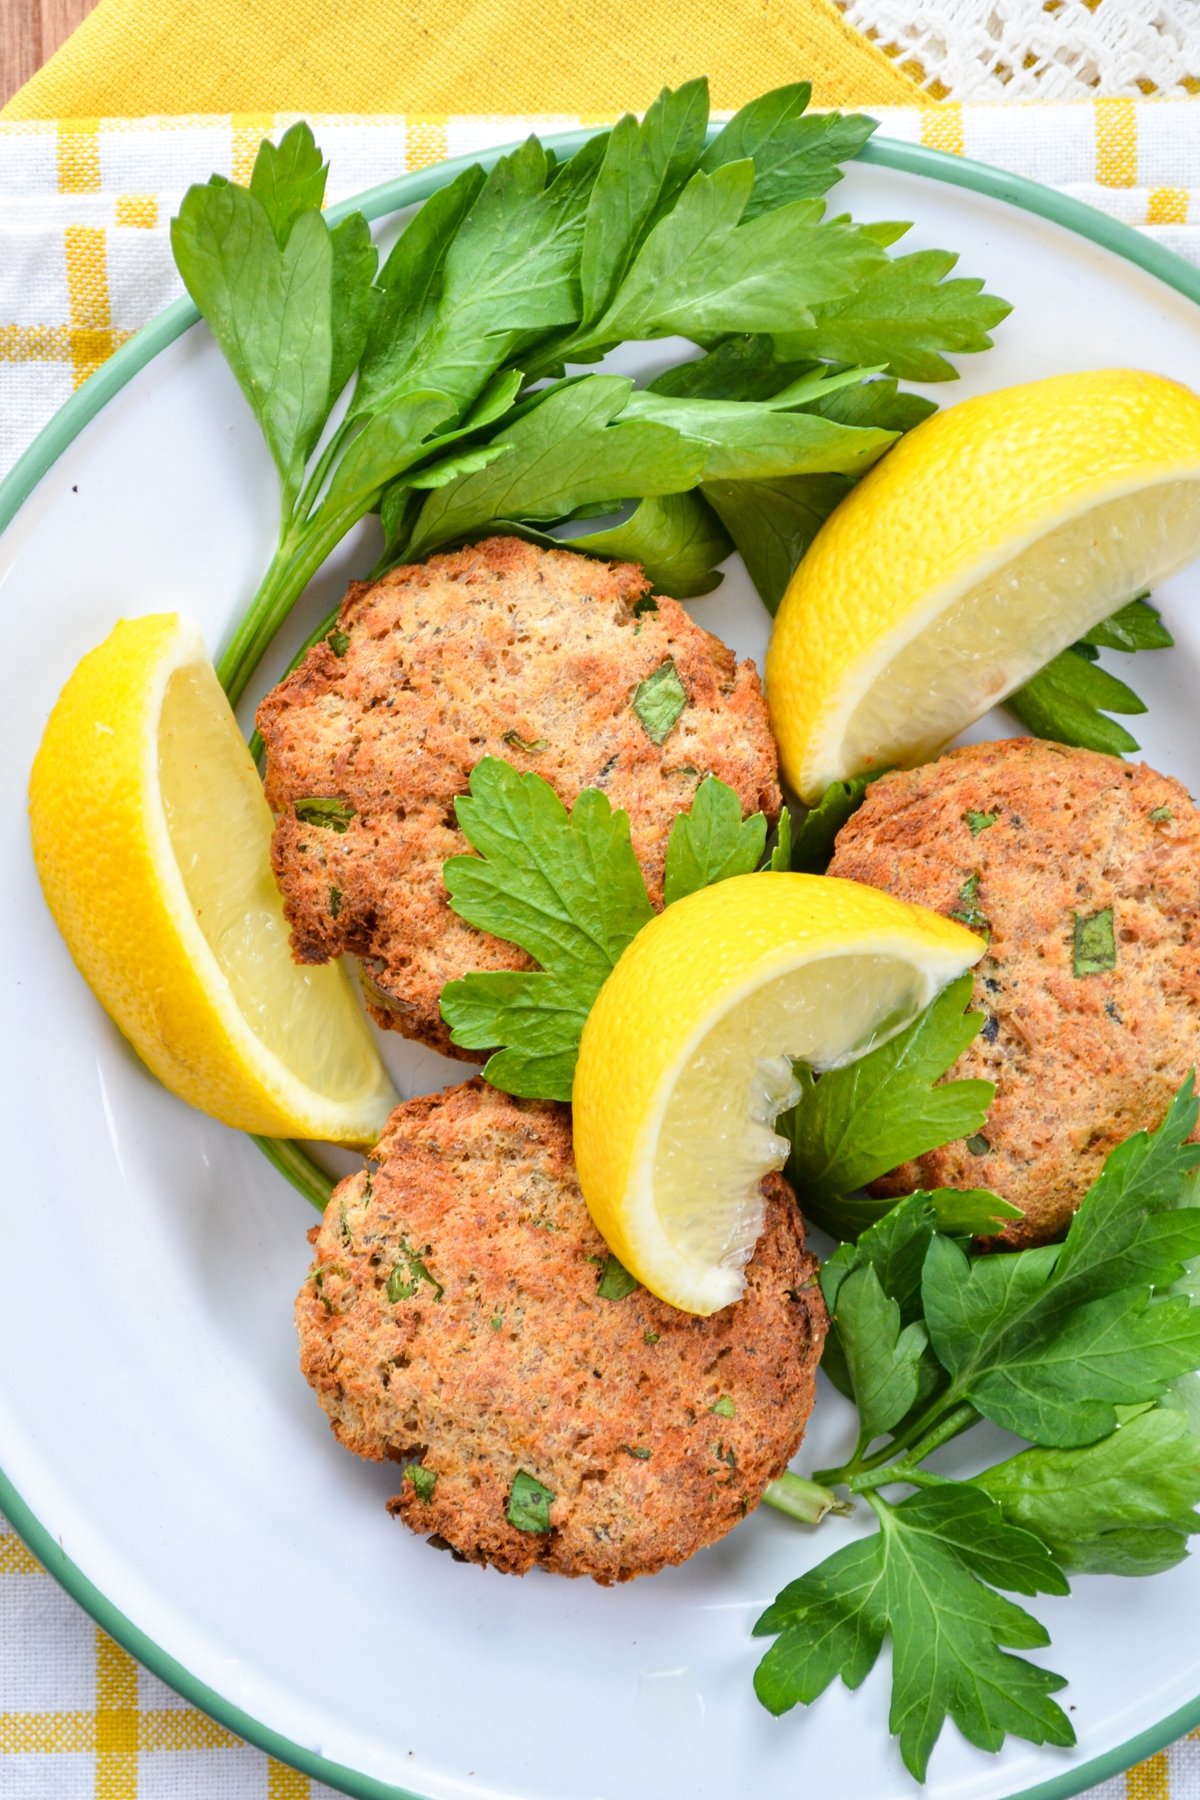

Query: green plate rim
4;126;1200;1800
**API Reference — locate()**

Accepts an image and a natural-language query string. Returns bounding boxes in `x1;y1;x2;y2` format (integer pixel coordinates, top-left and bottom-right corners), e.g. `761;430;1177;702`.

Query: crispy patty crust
296;1079;826;1583
827;737;1200;1247
258;537;780;1054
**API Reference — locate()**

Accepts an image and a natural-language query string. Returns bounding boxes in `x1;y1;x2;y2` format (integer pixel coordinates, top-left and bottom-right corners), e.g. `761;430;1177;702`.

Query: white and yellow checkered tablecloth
2;95;1200;1800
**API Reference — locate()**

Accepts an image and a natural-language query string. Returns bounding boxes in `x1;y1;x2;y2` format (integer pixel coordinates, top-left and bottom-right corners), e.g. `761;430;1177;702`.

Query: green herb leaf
700;82;876;217
1007;644;1146;756
703;472;851;615
1080;596;1171;653
922;1083;1200;1446
818;1187;1017;1402
965;809;997;836
788;772;882;873
834;1262;930;1441
1073;907;1116;977
596;1253;640;1300
780;975;994;1238
404;1462;438;1503
439;759;654;1099
633;659;688;745
710;1395;736;1418
403;376;704;559
294;796;355;832
326;211;380;409
171;178;334;504
973;1406;1200;1576
623;385;897;482
579;80;710;325
767;806;793;872
773;243;1012;381
248;122;328;248
583;162;887;349
753;1486;1073;1781
507;1469;555;1533
663;776;767;904
326;628;350;656
386;1238;444;1303
568;491;733;598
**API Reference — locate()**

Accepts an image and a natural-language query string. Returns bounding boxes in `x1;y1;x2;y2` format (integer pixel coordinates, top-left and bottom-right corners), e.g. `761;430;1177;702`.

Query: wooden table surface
1;0;98;106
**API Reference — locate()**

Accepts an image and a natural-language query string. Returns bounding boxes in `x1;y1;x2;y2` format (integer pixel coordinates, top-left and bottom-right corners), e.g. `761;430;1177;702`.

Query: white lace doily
839;0;1200;99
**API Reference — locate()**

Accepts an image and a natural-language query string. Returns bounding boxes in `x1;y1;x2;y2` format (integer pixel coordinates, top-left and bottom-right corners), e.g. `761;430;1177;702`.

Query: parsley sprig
174;83;1010;702
757;1082;1200;1781
441;761;768;1098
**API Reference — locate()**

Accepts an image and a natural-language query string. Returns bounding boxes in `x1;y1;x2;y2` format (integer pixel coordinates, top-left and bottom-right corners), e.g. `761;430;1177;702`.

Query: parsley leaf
1007;597;1173;754
699;82;877;216
1073;907;1116;976
773;242;1013;381
596;1253;640;1300
401;376;704;560
564;491;733;599
787;771;882;873
633;659;688;744
780;975;995;1238
973;1405;1200;1577
294;796;355;832
440;758;654;1100
663;775;767;903
441;764;771;1099
703;472;851;615
506;1469;555;1533
922;1083;1200;1446
622;385;897;482
753;1486;1072;1782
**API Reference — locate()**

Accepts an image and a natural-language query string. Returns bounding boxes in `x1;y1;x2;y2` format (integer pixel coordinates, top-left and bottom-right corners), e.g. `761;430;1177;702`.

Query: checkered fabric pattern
2;96;1200;1800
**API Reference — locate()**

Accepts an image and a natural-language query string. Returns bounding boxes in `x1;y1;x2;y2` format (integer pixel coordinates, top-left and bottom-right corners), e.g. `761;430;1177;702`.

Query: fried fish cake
257;537;780;1055
296;1079;826;1583
827;737;1200;1246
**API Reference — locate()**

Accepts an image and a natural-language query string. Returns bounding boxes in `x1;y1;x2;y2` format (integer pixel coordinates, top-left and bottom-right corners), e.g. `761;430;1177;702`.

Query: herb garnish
596;1254;640;1300
710;1396;736;1418
964;809;997;836
386;1238;444;1303
1007;597;1173;754
633;659;688;745
174;87;1009;701
1073;908;1117;977
506;1470;555;1533
779;976;995;1239
757;1083;1200;1779
404;1463;437;1503
440;759;771;1100
294;797;355;832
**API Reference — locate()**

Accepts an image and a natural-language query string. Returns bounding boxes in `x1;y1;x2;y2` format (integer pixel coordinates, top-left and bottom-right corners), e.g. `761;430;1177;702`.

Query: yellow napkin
2;0;926;121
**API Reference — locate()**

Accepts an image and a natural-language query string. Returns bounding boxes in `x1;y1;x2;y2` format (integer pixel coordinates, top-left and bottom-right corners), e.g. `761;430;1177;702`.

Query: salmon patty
827;737;1200;1247
296;1079;826;1583
258;536;780;1055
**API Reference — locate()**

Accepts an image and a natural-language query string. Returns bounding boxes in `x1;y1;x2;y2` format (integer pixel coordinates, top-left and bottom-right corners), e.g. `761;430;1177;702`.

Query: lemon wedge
29;613;396;1143
766;369;1200;802
571;872;984;1315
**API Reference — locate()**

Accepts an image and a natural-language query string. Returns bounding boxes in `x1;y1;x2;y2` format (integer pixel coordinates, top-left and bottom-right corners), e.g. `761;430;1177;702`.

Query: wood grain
0;0;99;107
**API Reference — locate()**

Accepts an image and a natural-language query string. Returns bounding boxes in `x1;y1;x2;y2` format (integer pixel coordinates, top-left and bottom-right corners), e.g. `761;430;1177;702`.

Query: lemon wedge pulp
29;613;396;1143
572;872;985;1315
766;368;1200;801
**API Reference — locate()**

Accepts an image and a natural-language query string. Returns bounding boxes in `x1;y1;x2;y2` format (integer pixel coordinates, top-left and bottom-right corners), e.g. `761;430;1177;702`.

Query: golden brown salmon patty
827;737;1200;1248
296;1079;826;1583
257;536;780;1054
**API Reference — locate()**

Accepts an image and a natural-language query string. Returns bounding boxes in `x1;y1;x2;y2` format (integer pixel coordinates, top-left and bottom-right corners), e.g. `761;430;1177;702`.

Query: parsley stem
761;1471;853;1525
218;499;367;707
813;1398;980;1488
845;1403;980;1493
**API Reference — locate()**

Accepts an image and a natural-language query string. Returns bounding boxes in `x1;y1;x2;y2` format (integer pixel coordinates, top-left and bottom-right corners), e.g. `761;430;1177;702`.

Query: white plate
3;136;1200;1800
